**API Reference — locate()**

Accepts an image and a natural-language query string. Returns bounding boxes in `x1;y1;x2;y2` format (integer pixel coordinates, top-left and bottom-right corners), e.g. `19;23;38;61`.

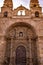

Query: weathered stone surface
0;0;43;65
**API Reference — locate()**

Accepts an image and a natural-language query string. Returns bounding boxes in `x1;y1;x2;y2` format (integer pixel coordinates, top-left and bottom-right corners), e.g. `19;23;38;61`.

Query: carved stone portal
4;23;38;65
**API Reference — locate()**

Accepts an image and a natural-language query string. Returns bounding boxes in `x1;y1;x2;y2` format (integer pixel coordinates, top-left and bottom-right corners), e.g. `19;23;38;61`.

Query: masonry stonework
0;0;43;65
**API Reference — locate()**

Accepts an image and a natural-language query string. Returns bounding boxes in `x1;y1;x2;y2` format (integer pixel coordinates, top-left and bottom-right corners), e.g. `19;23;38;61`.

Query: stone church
0;0;43;65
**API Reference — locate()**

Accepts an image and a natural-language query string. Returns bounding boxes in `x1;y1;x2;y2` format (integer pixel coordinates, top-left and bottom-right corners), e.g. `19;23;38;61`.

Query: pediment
14;5;29;11
17;5;28;10
13;5;31;16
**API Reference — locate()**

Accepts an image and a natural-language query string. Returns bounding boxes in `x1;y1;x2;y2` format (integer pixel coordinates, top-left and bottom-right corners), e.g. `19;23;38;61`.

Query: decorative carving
30;0;39;3
4;0;13;8
5;23;38;65
19;32;23;37
3;57;10;65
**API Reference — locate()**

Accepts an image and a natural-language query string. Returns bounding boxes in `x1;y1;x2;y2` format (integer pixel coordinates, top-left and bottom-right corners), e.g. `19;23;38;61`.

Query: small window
35;11;39;17
4;12;8;17
19;32;23;37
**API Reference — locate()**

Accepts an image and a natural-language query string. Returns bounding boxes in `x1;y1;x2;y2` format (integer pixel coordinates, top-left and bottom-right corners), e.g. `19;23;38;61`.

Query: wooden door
16;46;26;65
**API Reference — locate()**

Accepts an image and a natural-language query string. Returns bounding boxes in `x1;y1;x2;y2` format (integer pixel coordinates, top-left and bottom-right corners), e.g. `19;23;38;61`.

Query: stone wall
0;17;43;65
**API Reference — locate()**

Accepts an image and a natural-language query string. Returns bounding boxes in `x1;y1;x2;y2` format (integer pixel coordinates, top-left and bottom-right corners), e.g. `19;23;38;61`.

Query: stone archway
4;22;39;65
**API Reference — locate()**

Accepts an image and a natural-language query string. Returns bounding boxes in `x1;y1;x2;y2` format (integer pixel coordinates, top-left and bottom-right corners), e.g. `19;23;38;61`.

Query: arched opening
4;11;8;17
17;10;25;15
16;46;26;65
35;11;39;17
4;22;39;65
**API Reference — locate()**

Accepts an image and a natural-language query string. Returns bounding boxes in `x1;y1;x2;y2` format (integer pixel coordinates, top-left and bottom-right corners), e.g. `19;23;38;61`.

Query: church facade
0;0;43;65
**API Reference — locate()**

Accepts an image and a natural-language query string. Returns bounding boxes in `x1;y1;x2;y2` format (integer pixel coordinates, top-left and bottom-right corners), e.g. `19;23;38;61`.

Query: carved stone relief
4;24;38;65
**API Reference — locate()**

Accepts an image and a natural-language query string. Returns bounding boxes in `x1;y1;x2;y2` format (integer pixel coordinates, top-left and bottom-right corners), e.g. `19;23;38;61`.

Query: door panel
16;46;26;65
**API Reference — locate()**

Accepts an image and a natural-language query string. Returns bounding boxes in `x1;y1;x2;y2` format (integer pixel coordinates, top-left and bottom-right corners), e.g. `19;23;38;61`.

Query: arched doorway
16;46;26;65
4;22;39;65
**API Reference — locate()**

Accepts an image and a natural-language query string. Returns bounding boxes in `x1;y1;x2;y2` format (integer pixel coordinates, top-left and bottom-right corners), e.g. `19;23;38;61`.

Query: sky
0;0;43;12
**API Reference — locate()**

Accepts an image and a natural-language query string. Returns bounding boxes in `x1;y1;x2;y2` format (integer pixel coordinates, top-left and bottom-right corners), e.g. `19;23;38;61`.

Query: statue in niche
3;57;10;65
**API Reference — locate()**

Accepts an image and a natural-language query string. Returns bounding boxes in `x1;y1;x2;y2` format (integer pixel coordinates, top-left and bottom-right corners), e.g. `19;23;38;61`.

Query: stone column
10;37;15;65
29;38;33;65
27;37;33;65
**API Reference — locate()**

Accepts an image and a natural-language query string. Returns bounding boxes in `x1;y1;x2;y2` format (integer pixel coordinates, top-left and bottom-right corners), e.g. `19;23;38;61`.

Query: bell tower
30;0;39;8
30;0;42;17
4;0;13;9
1;0;13;17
